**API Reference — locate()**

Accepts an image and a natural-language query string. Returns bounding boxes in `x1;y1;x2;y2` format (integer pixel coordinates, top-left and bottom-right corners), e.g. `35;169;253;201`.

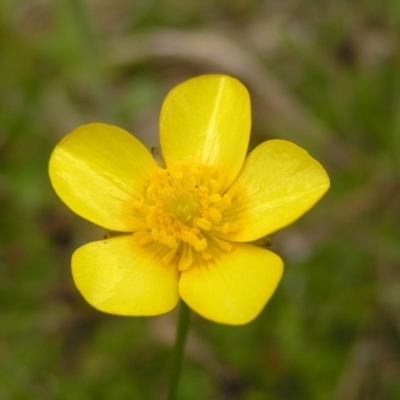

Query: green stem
166;301;191;400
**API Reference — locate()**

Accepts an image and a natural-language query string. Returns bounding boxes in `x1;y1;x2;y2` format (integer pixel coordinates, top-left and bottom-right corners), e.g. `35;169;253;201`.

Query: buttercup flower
49;75;329;325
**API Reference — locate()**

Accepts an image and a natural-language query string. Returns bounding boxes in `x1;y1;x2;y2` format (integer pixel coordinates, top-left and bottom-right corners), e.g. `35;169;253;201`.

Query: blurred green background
1;0;400;399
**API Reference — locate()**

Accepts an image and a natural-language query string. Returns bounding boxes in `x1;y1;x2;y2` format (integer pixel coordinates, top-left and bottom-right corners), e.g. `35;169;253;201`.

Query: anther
215;194;232;210
194;238;207;251
178;245;193;271
208;207;222;223
194;217;212;231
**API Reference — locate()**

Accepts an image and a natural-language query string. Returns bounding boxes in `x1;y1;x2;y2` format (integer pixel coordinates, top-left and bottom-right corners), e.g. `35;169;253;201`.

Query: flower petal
72;236;179;316
49;123;157;231
160;75;251;191
224;140;330;242
179;244;283;325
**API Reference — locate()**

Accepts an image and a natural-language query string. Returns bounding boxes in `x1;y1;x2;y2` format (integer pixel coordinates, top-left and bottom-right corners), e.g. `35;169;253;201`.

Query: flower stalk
166;301;191;400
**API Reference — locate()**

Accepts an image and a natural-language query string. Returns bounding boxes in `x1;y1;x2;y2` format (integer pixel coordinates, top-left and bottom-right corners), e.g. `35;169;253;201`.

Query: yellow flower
49;75;329;325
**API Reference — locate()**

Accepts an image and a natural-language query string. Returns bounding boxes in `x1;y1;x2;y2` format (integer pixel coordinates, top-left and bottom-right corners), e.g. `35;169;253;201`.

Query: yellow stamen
134;231;153;247
132;163;238;270
201;250;213;260
215;194;231;210
211;223;230;234
208;207;222;223
179;245;193;271
194;217;212;231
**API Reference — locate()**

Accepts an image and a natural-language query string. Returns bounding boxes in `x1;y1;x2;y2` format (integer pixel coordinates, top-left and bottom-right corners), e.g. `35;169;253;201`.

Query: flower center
133;163;239;271
165;190;200;223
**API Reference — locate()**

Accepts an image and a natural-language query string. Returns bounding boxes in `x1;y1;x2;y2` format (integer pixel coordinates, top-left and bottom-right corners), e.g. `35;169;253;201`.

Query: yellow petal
72;236;179;316
225;140;330;242
160;75;251;191
49;123;157;231
179;244;283;325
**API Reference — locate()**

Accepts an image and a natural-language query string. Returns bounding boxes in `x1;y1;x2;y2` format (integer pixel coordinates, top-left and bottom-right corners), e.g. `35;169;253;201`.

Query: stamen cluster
133;164;239;271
